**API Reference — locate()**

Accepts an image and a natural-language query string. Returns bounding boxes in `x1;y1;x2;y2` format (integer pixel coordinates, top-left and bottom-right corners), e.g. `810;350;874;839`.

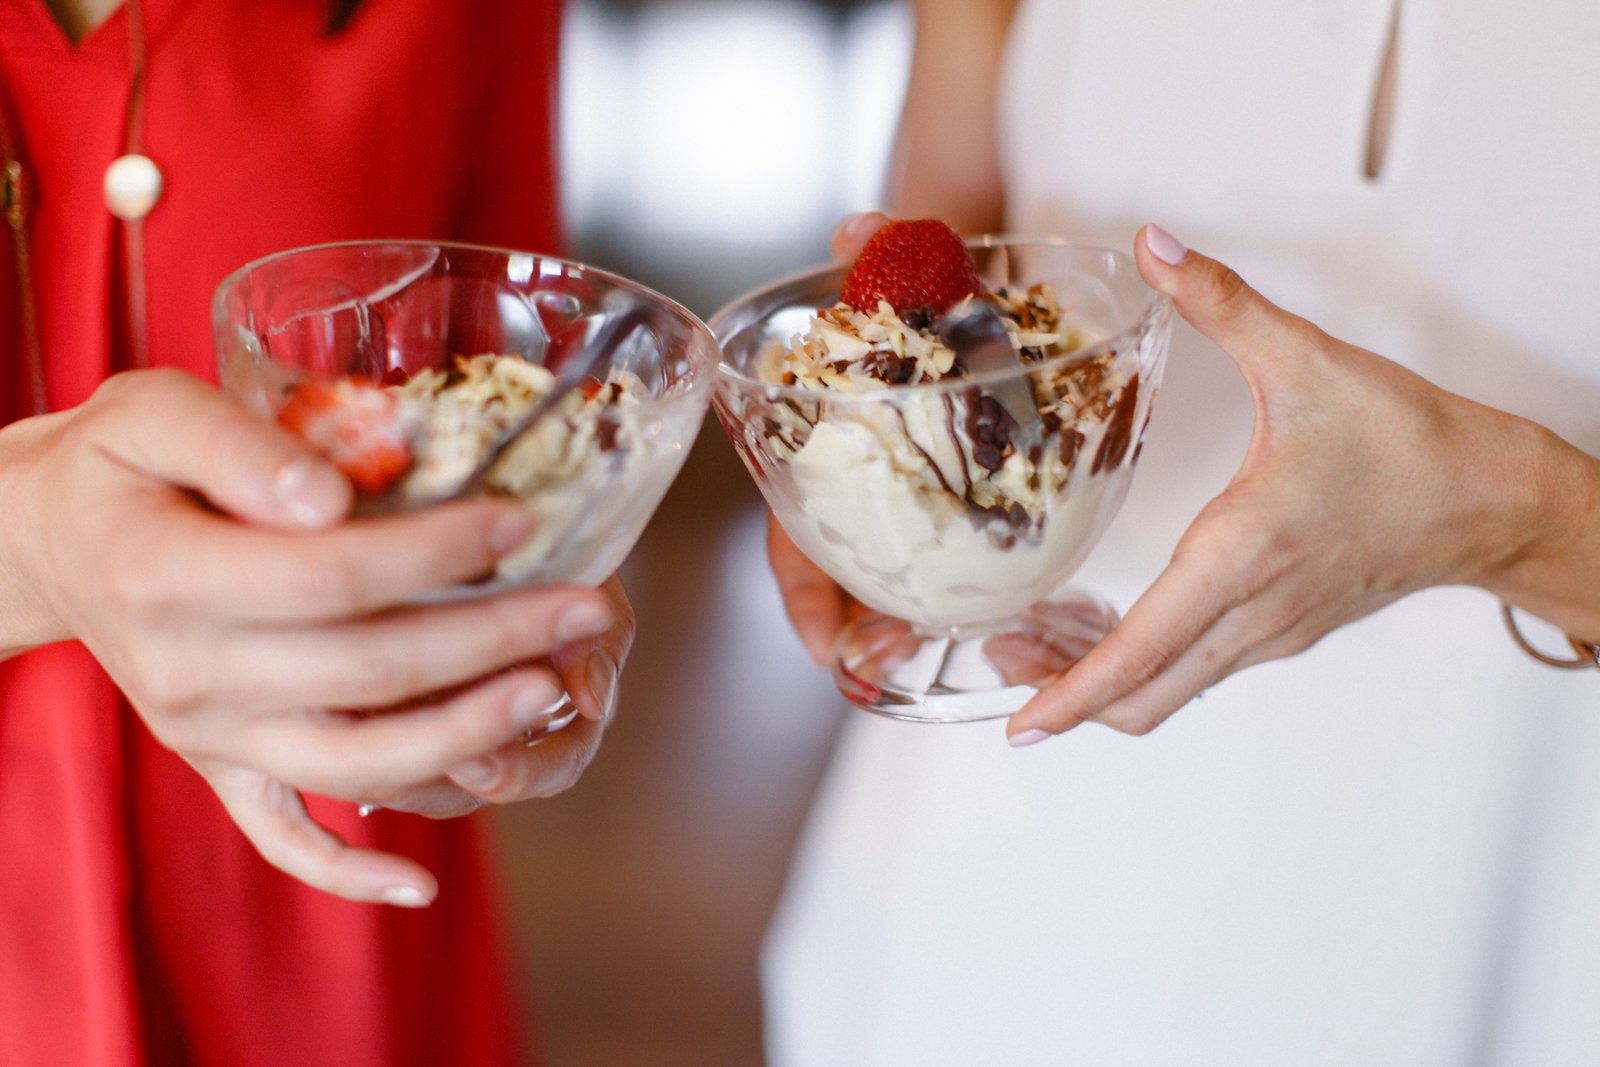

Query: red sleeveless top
0;2;563;1063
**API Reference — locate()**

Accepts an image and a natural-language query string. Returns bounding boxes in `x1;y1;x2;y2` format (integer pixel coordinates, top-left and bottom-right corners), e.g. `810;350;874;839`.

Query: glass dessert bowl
214;240;719;735
711;237;1171;722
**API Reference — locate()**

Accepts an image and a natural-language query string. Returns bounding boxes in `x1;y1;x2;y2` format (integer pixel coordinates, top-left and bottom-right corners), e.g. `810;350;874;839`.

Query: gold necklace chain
1;0;151;416
0;102;47;416
120;0;152;374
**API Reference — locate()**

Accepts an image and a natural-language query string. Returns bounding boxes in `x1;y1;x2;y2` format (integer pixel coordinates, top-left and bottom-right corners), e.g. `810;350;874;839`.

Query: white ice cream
392;353;673;588
773;407;1134;629
750;285;1141;630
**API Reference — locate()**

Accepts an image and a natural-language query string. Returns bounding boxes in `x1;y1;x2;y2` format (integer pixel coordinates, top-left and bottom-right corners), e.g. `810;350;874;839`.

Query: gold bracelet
1501;602;1600;670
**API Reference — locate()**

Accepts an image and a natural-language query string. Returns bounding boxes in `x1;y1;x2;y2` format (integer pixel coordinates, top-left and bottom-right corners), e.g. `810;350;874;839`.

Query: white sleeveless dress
763;2;1600;1064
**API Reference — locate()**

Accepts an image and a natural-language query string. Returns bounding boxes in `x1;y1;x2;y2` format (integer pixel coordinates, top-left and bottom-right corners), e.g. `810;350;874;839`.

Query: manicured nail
1145;224;1188;266
833;211;888;263
275;458;346;527
841;211;883;244
1008;729;1052;749
450;756;499;792
382;886;432;908
556;600;612;645
584;649;619;721
492;509;535;554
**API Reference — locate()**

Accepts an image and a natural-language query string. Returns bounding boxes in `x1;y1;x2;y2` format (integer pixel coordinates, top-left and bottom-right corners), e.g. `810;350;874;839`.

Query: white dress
763;2;1600;1064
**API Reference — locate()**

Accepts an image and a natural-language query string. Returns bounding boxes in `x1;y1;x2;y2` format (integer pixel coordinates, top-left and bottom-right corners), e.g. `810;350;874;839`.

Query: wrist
1474;414;1600;644
0;414;73;657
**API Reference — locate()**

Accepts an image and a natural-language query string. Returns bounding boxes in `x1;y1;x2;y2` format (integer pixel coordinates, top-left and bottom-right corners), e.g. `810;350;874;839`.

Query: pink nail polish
1145;224;1188;266
1008;729;1052;748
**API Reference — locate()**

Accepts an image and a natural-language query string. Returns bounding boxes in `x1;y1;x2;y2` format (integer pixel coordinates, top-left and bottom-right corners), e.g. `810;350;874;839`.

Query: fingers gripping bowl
214;241;719;735
711;237;1171;722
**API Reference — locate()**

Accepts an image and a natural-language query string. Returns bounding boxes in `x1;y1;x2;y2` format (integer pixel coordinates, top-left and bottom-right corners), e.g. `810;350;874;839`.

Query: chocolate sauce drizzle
1091;373;1141;475
756;290;1141;552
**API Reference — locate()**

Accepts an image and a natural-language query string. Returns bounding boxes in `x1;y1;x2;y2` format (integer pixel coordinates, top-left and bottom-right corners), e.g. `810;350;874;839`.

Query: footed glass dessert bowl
711;238;1171;722
215;240;718;736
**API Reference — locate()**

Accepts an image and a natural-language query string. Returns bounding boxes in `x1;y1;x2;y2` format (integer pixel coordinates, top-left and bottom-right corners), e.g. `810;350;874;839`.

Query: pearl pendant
103;153;163;220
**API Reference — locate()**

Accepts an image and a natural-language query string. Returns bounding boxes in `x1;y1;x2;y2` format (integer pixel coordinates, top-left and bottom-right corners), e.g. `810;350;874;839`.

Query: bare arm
890;0;1020;229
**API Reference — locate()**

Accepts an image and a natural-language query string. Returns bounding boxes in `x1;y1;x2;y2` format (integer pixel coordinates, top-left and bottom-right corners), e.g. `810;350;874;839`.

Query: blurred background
489;1;911;1063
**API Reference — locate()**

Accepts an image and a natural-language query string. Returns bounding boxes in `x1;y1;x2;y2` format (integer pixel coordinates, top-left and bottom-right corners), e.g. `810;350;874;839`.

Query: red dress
0;2;563;1063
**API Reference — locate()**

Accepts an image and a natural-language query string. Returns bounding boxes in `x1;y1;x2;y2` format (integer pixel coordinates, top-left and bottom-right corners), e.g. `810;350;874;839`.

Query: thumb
99;368;352;530
1133;224;1309;382
830;211;890;265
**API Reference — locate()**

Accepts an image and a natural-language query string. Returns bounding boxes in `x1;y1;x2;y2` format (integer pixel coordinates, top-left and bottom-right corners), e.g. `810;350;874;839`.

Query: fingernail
382;886;432;908
492;509;535;555
511;681;568;730
450;756;499;792
275;458;347;527
1145;224;1188;266
1008;729;1052;749
841;211;882;244
556;600;612;645
583;649;619;721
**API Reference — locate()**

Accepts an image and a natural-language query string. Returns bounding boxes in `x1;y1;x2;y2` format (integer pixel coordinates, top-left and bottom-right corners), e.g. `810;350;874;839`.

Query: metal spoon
359;302;656;515
443;303;655;501
937;301;1044;455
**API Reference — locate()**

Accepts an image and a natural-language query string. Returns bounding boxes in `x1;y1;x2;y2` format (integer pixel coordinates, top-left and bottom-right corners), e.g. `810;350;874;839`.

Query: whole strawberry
839;218;982;315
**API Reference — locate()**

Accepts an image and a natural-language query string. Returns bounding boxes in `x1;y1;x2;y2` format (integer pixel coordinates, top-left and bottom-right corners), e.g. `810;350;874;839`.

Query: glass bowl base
831;588;1119;723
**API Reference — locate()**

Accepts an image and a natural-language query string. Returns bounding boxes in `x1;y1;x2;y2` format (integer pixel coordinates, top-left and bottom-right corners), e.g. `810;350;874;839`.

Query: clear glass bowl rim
709;235;1171;404
211;237;720;389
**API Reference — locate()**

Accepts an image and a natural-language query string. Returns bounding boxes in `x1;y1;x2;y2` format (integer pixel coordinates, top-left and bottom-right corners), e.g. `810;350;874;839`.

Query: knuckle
293;553;370;614
89;368;143;406
488;596;564;662
103;546;177;623
1123;642;1174;688
94;366;184;412
343;650;427;708
123;655;206;723
1205;265;1255;324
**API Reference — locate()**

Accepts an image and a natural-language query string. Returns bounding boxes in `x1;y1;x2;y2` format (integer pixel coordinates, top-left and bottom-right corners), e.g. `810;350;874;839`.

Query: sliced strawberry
839;218;982;315
276;377;412;495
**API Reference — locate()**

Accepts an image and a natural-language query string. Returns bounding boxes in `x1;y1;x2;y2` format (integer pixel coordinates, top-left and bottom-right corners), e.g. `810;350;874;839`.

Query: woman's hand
1006;225;1600;744
0;368;621;905
764;212;893;664
437;572;635;805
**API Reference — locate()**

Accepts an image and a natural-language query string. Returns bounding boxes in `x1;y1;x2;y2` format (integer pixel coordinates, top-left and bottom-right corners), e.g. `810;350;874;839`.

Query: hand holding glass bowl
214;240;718;737
711;238;1171;722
